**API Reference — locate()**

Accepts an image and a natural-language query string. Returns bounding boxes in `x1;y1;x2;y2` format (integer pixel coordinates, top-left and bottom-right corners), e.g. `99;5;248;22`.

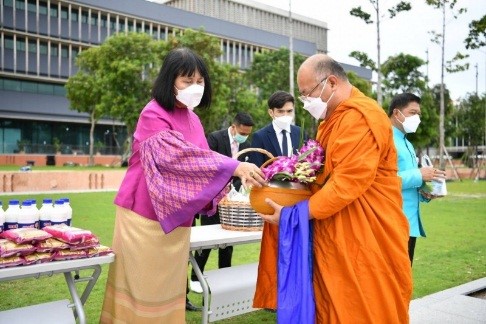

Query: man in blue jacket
388;93;446;264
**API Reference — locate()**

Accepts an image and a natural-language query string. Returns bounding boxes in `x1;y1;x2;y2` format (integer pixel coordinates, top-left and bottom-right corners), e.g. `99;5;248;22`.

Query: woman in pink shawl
100;48;265;323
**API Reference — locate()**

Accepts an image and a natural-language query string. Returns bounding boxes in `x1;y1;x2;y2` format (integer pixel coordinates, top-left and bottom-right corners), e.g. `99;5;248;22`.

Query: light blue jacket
392;126;427;237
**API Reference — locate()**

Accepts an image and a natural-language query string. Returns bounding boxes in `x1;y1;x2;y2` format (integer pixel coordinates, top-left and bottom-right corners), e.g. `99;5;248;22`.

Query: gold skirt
100;207;190;323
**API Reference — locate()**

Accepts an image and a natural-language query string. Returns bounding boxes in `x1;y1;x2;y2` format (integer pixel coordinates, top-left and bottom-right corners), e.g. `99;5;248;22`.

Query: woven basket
218;148;274;232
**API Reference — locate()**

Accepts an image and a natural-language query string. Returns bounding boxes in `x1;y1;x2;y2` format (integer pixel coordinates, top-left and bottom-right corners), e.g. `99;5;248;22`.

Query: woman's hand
233;162;266;188
258;198;283;225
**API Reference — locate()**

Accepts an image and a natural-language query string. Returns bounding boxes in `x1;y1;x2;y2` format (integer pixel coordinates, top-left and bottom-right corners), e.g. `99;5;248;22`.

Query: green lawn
0;180;485;323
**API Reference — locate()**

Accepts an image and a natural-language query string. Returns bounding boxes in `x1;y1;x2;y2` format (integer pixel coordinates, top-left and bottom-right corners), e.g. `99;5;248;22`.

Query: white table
190;225;262;324
0;254;115;324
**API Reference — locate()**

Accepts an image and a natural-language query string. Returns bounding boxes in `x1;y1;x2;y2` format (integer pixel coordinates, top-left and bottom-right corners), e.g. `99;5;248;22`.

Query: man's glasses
298;76;327;103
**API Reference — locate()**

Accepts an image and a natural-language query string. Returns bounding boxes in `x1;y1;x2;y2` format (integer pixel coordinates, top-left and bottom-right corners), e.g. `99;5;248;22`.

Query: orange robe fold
254;87;412;323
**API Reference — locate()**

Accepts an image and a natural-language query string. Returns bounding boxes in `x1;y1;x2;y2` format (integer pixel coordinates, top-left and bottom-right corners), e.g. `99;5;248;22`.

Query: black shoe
186;299;202;311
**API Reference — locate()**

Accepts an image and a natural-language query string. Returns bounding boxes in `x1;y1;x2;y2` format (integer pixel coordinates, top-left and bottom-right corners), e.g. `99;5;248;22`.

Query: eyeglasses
298;76;327;103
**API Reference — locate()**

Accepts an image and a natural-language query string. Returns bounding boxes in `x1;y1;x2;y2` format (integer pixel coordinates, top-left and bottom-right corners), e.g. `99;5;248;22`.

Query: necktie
231;140;239;158
282;130;288;157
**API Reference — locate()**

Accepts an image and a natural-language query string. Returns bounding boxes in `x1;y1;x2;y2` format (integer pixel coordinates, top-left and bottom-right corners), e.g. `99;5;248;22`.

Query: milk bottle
39;198;54;229
29;199;40;229
18;200;37;228
61;197;73;226
51;199;68;225
4;199;21;230
0;201;5;234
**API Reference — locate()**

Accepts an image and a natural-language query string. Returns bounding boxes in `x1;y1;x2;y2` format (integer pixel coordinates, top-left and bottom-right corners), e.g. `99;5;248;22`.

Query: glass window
4;36;14;49
27;0;36;13
90;13;98;26
39;1;48;15
110;17;116;30
50;4;58;18
28;39;36;53
100;15;107;28
60;6;68;19
3;79;21;91
21;81;38;93
38;83;54;95
61;45;68;58
15;0;25;10
16;38;26;52
71;9;78;22
128;21;134;32
136;23;142;33
81;11;88;24
4;0;14;7
72;48;79;58
119;21;125;31
39;42;48;55
54;85;66;96
50;44;58;56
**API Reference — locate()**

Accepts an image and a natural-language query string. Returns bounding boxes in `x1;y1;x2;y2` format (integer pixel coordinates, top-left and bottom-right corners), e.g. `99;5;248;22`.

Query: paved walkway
410;277;486;323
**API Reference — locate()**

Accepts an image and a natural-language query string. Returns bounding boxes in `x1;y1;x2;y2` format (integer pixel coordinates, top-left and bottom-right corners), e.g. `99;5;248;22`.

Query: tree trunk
89;110;96;166
439;3;446;170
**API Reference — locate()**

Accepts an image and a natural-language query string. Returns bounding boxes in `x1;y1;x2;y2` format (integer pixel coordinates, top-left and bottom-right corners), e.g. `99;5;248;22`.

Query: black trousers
408;236;417;266
190;211;233;282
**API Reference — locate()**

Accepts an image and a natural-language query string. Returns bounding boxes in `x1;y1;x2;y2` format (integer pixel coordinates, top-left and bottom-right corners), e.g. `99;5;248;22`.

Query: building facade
0;0;371;155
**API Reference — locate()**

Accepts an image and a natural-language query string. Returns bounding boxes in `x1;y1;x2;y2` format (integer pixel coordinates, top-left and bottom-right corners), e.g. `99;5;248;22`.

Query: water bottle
4;199;21;230
0;201;5;234
17;201;37;228
29;199;40;229
39;198;54;229
51;199;67;225
61;197;73;226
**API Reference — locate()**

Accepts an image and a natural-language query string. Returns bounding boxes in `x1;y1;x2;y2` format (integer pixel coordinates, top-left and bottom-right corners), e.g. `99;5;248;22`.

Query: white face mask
397;110;421;133
175;84;204;110
303;79;334;120
273;115;293;130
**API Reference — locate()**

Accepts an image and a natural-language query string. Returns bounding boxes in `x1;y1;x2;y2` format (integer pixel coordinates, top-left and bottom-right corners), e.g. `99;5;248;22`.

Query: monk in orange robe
256;54;412;323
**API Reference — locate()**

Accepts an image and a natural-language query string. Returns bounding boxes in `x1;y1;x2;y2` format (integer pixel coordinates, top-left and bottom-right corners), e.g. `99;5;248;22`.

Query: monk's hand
234;162;266;189
258;198;283;225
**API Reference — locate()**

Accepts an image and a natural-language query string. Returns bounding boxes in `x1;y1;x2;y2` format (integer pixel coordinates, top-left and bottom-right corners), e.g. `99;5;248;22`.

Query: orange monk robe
253;222;278;309
309;87;412;323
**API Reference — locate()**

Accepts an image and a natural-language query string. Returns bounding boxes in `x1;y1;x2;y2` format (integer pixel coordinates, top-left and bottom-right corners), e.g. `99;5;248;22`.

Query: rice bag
86;245;113;258
1;228;52;244
0;255;25;268
23;252;53;265
0;239;36;258
52;249;87;261
35;238;70;253
69;237;100;251
43;225;94;244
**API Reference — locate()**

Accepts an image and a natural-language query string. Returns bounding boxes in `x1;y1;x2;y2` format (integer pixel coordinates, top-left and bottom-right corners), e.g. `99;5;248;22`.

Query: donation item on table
0;197;113;269
218;184;263;231
420;154;448;197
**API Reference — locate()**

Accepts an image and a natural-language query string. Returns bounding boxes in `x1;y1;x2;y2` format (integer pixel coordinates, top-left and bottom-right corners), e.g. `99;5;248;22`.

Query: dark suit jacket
207;128;251;190
250;123;303;167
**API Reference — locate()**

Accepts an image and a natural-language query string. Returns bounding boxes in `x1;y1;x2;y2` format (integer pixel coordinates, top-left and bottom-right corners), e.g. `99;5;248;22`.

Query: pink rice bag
86;245;113;258
52;249;87;261
0;239;36;258
0;255;25;268
23;252;53;265
35;238;70;253
1;228;52;244
43;225;95;244
69;237;100;251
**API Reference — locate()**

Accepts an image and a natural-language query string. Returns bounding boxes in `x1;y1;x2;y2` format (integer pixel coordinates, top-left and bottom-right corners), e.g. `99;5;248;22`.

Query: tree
454;93;486;167
464;15;486;50
381;53;427;96
65;47;104;166
350;1;412;106
406;89;440;153
426;0;468;169
347;71;373;98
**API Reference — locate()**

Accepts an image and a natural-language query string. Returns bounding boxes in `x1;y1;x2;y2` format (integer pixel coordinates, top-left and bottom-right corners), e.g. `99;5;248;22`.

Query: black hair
151;47;212;112
388;93;421;116
233;112;254;127
267;91;294;110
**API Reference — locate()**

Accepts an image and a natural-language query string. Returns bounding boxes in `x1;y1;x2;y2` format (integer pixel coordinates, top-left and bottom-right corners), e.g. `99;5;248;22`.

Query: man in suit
189;112;255;294
250;91;302;167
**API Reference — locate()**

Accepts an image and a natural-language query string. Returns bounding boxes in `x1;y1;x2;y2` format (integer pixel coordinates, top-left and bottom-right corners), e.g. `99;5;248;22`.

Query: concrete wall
0;170;125;192
0;154;123;167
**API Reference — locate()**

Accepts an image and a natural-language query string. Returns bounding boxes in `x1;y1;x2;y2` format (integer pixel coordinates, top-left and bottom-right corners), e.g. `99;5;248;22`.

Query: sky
253;0;486;101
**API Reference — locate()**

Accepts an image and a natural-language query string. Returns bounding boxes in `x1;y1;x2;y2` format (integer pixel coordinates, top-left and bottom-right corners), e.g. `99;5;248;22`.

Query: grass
0;180;485;323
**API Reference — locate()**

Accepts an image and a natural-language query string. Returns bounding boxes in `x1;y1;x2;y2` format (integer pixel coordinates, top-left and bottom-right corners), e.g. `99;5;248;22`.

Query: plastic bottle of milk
29;199;41;229
39;198;54;229
17;201;37;228
0;201;5;234
61;197;73;226
51;199;67;226
4;199;21;230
